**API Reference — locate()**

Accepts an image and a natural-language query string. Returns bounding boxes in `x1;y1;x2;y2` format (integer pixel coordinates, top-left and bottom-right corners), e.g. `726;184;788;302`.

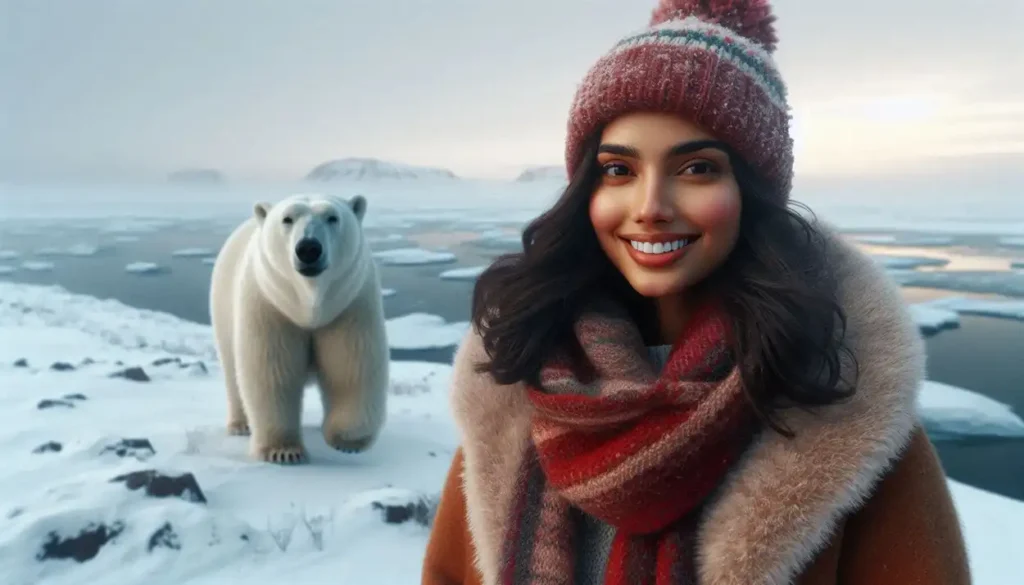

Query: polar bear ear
349;195;367;223
253;202;272;224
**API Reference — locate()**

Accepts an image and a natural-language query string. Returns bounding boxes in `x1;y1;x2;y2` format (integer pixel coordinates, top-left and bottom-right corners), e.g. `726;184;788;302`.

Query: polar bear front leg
234;294;312;465
313;291;389;454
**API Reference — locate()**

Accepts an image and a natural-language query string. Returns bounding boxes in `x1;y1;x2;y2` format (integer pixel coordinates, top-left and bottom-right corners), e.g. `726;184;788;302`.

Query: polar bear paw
255;443;309;465
325;432;376;454
227;420;250;436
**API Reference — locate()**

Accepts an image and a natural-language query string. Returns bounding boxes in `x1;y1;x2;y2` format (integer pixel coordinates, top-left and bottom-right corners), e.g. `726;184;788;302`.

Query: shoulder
836;426;971;583
448;325;532;444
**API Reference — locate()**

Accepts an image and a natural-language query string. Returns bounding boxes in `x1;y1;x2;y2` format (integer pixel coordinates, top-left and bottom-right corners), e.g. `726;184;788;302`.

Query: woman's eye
602;163;631;177
681;161;717;175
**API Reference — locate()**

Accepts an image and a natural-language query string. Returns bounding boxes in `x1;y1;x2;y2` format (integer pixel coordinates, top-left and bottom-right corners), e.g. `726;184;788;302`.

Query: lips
620;234;701;269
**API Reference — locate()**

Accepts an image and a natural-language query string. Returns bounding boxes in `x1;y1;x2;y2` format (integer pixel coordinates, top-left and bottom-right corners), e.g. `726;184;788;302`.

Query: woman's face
589;112;743;299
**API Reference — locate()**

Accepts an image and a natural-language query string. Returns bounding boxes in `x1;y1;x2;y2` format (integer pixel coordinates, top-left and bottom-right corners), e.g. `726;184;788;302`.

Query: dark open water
1;219;1023;501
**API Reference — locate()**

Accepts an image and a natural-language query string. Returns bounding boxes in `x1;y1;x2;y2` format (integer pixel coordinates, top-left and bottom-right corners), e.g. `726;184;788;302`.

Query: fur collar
448;223;926;585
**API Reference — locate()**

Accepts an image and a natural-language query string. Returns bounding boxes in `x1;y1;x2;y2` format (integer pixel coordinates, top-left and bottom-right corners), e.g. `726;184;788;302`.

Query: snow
100;219;176;234
0;250;20;260
114;236;141;243
909;304;960;334
368;234;404;244
385;313;470;350
914;296;1024;322
172;249;216;258
0;281;1021;583
439;266;487;281
306;158;457;181
125;262;165;275
949;480;1024;585
36;245;97;257
999;237;1024;248
919;381;1024;440
22;261;55;272
373;248;457;266
202;258;216;266
0;266;15;275
381;288;396;298
0;322;454;585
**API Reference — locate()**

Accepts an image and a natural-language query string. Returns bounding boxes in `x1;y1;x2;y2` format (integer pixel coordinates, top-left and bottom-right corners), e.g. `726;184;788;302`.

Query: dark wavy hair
471;131;857;437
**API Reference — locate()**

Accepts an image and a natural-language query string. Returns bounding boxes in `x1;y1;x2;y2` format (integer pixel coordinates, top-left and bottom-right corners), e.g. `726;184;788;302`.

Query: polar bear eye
326;215;339;224
282;217;293;225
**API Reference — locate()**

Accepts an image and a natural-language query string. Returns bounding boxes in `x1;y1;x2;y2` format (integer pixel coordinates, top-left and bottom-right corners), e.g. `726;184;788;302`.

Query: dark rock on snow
371;495;438;527
50;362;75;372
36;521;126;563
37;399;75;410
152;357;180;367
109;366;150;382
100;438;156;461
32;441;63;454
110;469;207;504
13;358;28;367
147;522;181;552
63;393;88;401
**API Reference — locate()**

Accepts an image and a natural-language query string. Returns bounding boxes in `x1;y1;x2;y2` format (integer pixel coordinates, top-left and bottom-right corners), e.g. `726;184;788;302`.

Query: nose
295;238;323;264
636;174;673;224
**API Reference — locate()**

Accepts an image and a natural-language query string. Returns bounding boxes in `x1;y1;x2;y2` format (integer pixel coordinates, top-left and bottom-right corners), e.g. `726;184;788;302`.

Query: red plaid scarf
499;301;756;585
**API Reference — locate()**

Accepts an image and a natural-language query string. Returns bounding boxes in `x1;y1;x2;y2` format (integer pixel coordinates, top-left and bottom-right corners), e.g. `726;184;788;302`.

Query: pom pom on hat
650;0;779;52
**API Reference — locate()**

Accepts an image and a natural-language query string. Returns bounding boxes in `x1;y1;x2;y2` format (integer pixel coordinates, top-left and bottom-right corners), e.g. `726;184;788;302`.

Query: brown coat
422;225;972;585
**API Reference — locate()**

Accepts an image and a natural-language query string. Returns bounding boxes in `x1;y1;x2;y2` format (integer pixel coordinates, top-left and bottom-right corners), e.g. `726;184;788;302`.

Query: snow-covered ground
0;281;1023;583
385;313;469;350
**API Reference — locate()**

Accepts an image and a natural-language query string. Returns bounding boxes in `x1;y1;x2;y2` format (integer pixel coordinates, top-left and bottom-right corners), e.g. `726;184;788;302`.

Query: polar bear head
253;193;367;280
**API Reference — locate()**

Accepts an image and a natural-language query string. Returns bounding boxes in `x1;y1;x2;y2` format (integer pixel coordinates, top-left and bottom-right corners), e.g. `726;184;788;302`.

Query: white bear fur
209;193;389;464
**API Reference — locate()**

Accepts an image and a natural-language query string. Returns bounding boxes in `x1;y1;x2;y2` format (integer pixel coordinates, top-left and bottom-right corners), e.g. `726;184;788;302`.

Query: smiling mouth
620;234;701;268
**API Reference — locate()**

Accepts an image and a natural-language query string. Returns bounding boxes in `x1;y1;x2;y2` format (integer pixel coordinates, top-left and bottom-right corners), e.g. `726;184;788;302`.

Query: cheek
589;191;623;236
690;188;741;231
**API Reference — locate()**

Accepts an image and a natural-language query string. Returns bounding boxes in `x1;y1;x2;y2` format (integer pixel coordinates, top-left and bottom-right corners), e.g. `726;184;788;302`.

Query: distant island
305;158;458;181
515;165;566;182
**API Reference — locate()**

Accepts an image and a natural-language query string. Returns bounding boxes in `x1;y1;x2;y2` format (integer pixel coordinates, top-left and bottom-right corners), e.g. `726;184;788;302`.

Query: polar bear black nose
295;238;323;264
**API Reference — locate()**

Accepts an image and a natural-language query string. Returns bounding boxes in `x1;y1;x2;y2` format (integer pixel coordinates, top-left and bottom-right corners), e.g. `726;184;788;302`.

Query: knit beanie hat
564;0;794;201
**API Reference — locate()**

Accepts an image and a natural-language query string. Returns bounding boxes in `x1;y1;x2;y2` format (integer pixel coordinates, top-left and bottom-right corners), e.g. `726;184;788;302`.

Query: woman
422;1;971;584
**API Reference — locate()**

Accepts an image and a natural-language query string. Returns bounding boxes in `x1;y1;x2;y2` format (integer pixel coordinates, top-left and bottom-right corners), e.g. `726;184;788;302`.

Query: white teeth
630;239;691;254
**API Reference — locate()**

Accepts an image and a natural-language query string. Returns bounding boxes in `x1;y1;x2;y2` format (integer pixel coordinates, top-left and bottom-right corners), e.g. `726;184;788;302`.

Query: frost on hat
564;0;794;201
649;0;779;52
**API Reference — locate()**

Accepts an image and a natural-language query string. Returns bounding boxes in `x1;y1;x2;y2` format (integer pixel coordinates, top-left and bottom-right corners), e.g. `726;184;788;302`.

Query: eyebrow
597;139;733;159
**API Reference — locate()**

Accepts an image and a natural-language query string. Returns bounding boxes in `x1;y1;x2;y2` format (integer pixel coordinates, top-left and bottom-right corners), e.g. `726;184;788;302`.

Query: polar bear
209;193;389;464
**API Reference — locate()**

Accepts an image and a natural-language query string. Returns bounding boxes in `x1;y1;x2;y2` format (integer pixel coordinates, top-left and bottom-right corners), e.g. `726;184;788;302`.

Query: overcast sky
1;0;1022;182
